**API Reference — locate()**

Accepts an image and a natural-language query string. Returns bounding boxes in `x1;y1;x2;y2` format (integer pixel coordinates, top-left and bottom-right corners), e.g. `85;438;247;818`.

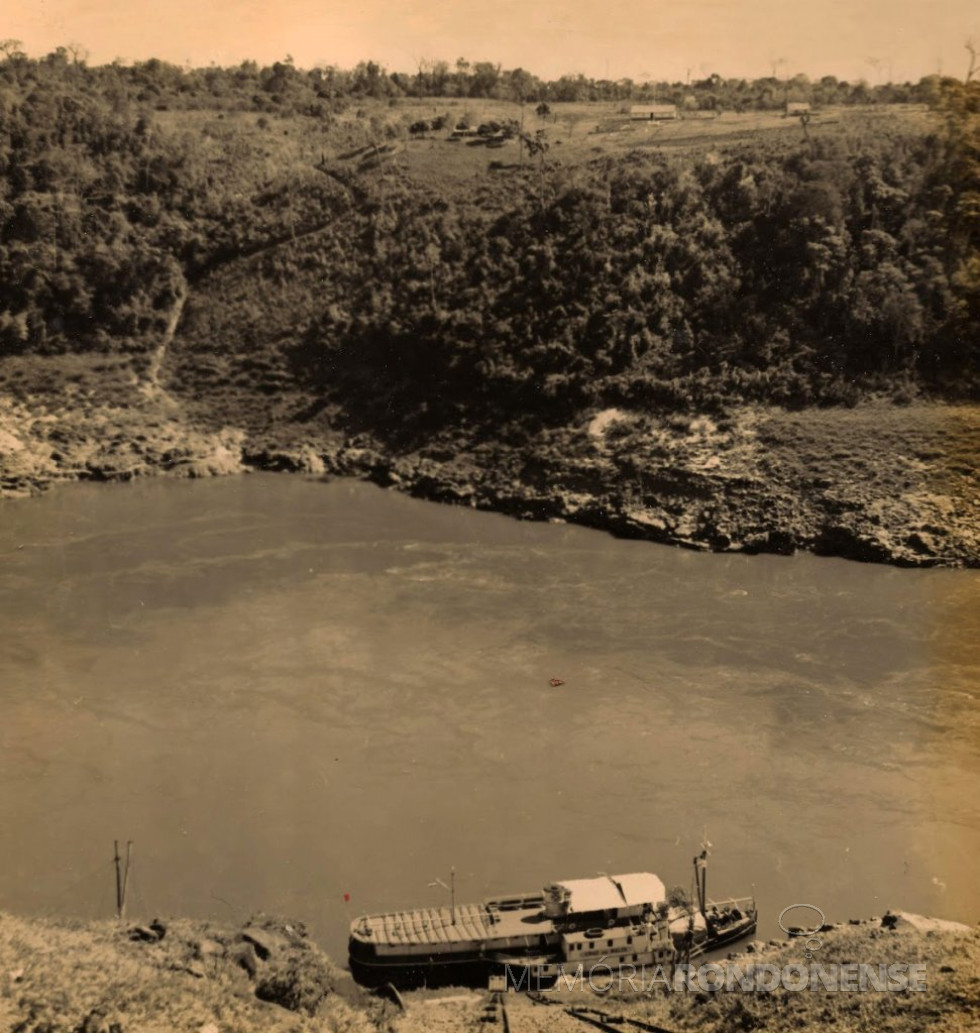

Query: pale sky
7;0;980;84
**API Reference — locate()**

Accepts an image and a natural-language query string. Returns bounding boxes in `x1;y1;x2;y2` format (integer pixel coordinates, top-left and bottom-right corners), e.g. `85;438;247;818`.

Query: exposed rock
812;524;893;564
233;942;259;978
129;924;162;942
2;389;978;568
254;955;334;1015
743;529;797;555
194;937;226;960
880;910;974;934
242;926;290;961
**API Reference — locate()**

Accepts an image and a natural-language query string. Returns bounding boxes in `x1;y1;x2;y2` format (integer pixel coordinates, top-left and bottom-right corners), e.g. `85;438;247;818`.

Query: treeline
0;42;960;116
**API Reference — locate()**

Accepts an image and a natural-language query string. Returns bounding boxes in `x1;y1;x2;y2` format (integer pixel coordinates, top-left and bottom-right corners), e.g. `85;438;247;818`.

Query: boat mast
429;867;457;925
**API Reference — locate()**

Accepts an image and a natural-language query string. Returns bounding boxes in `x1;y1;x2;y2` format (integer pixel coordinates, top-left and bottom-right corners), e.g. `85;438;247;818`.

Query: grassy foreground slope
1;58;978;565
1;911;977;1033
0;911;383;1033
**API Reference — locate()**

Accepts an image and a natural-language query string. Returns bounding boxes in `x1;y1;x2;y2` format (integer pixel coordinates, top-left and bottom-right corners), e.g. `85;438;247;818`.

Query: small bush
253;952;334;1015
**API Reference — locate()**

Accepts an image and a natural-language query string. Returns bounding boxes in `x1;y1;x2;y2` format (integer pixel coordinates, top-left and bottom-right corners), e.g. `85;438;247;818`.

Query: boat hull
349;952;494;990
706;915;758;952
348;923;758;989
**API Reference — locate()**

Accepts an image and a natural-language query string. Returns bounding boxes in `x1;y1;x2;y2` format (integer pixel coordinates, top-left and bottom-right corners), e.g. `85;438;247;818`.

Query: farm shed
629;104;678;121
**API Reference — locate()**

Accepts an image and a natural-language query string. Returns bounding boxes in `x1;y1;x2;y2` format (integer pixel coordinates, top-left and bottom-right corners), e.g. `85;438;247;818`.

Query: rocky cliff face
1;377;977;568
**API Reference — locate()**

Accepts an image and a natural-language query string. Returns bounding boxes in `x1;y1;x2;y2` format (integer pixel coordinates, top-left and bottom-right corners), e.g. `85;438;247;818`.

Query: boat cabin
542;872;666;923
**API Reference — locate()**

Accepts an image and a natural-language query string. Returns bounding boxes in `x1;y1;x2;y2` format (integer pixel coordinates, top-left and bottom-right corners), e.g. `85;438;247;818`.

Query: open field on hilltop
150;100;940;191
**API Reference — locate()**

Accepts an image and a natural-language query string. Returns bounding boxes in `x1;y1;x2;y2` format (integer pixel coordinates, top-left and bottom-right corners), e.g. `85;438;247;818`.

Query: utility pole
114;840;133;919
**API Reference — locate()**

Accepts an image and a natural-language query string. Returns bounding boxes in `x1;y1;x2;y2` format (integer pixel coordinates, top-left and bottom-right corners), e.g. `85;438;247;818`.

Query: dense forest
0;47;978;444
302;124;980;431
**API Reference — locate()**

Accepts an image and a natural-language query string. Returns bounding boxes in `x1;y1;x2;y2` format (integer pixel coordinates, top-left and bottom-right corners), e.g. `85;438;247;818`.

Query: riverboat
348;853;756;989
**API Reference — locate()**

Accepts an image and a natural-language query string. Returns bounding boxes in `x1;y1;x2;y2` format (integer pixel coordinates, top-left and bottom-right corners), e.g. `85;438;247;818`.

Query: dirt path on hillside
142;286;187;402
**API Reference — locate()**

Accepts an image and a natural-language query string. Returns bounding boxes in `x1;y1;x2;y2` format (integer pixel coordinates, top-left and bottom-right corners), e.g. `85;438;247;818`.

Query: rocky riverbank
1;910;976;1033
2;374;977;568
0;910;387;1033
393;911;980;1033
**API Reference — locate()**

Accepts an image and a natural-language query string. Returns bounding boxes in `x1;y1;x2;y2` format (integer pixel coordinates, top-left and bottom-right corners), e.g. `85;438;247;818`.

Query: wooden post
114;841;123;919
451;866;456;925
122;842;132;918
114;839;132;919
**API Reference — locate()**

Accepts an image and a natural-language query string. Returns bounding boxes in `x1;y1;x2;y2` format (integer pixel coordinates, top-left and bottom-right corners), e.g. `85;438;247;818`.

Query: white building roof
553;873;665;913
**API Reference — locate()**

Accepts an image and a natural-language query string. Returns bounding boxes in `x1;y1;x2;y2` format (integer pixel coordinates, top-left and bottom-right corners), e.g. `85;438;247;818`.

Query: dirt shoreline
1;909;977;1033
2;393;977;568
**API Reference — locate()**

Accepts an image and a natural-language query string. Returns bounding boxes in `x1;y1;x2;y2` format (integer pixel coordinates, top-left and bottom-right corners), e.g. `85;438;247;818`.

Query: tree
507;67;536;105
66;42;89;65
470;61;501;97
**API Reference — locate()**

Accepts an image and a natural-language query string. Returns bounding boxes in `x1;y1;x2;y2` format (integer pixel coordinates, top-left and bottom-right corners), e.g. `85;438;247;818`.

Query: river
1;474;977;961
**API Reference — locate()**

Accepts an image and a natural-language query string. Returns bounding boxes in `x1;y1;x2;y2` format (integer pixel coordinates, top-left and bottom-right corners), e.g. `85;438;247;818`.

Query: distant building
629;104;678;121
785;101;812;116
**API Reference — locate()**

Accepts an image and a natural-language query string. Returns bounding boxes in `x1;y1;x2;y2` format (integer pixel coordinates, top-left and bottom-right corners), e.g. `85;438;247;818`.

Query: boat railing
703;896;758;930
706;895;757;912
486;893;545;913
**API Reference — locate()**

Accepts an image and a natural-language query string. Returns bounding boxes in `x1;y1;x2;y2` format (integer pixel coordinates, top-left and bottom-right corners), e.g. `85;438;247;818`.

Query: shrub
253;952;334;1015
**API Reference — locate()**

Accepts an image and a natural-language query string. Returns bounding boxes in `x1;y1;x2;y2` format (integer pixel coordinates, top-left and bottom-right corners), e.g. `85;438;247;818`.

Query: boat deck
353;903;555;947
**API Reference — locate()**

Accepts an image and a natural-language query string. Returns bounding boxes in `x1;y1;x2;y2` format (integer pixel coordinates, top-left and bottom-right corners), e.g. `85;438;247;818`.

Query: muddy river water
1;474;977;960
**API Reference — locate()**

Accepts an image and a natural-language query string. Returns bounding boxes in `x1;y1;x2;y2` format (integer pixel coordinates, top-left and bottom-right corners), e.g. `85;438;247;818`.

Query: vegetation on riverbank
0;911;385;1033
1;50;978;565
1;910;976;1032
